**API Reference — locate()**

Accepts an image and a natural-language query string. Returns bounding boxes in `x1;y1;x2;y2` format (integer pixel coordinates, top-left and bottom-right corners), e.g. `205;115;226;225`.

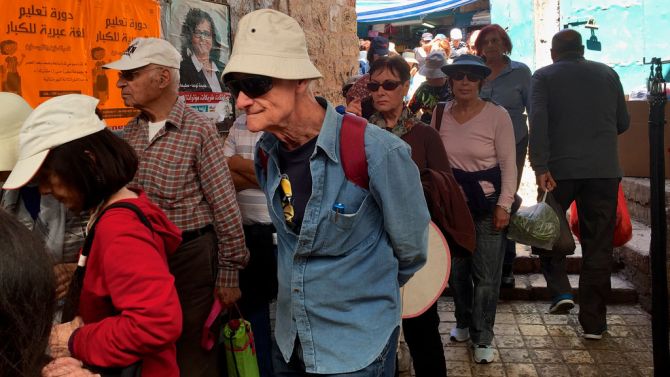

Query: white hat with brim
222;9;322;80
401;222;451;318
3;94;106;189
103;37;181;71
0;93;32;171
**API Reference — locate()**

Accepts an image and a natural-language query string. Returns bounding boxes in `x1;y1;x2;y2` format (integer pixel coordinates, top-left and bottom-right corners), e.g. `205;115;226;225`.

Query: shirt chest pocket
315;181;375;256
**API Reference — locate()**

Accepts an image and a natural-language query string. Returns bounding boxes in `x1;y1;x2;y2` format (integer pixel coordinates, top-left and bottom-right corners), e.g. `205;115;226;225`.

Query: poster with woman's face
164;0;233;129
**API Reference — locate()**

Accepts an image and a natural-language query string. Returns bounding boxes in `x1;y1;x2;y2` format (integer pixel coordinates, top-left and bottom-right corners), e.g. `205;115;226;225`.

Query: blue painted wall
492;0;670;93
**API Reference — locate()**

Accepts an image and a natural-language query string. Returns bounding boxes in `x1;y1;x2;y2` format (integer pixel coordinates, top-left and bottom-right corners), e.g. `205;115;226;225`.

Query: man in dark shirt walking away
529;29;629;339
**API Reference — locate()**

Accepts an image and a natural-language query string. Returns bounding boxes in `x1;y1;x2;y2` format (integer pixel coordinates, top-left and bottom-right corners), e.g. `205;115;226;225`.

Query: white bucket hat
0;93;32;172
419;51;447;79
222;9;322;80
103;37;181;71
3;95;106;189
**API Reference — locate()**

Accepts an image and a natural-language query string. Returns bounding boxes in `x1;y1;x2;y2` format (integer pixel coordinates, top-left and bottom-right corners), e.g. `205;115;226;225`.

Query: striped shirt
222;114;271;225
123;96;248;287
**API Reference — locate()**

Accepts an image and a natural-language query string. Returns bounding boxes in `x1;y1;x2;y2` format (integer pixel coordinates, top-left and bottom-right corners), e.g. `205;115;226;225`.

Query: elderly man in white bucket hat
222;9;430;376
102;37;248;377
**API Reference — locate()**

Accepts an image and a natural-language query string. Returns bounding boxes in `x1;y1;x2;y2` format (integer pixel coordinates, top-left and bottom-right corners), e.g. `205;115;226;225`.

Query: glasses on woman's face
224;74;274;99
193;30;213;40
366;80;403;92
450;71;484;82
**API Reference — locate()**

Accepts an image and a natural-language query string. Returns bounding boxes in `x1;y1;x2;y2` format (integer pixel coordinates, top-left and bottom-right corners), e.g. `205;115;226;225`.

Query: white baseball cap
222;9;322;80
3;95;106;189
103;37;181;71
0;93;32;172
450;28;463;40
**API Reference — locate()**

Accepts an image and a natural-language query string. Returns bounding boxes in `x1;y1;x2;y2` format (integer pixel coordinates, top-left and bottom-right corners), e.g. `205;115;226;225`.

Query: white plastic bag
507;191;560;250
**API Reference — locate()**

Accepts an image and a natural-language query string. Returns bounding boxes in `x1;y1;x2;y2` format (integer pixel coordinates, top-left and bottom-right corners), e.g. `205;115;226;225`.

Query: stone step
614;219;652;312
496;272;638;304
622;177;670;227
511;242;624;275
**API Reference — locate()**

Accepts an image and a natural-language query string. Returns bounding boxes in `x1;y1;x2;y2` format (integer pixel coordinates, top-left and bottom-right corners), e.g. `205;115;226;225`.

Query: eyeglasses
366;80;403;92
118;67;163;82
450;71;484;82
224;75;274;99
193;30;213;40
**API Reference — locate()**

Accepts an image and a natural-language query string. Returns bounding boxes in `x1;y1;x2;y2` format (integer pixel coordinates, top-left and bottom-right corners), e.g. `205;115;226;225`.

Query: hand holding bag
508;190;561;250
223;304;260;377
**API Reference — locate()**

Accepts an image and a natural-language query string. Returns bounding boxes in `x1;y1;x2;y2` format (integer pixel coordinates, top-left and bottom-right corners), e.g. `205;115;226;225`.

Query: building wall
228;0;359;104
492;0;670;94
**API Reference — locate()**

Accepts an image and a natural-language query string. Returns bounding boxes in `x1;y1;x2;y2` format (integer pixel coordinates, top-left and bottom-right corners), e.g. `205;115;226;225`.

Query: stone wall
227;0;359;104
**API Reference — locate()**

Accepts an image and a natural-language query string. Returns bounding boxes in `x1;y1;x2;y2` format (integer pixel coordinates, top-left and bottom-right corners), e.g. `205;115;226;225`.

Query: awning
357;0;478;23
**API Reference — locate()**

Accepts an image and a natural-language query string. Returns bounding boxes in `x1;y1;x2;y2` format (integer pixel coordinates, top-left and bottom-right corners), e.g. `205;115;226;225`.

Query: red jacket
70;191;183;377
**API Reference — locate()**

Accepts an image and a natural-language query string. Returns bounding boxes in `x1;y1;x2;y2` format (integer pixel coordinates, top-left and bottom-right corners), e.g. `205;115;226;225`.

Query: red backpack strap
434;102;446;131
258;148;269;172
340;114;369;190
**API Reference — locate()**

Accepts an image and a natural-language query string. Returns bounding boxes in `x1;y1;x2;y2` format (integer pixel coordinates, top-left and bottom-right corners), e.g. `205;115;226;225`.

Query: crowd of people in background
0;8;628;377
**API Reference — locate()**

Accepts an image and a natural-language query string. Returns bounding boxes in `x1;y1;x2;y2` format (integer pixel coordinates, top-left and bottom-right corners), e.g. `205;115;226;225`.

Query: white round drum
401;221;451;319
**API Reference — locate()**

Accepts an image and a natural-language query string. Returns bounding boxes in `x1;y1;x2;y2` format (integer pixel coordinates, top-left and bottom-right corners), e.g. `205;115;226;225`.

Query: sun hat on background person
370;36;391;57
0;92;32;174
450;28;463;41
402;51;419;66
102;37;181;71
441;54;492;78
419;51;447;79
3;95;105;190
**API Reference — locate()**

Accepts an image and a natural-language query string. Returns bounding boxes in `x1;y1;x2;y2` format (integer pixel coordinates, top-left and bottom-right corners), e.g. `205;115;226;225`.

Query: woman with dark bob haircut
179;7;226;92
367;55;475;377
3;94;183;376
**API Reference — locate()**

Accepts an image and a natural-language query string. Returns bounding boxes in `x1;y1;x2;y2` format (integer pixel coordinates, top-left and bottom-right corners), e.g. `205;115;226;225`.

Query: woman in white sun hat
4;94;183;376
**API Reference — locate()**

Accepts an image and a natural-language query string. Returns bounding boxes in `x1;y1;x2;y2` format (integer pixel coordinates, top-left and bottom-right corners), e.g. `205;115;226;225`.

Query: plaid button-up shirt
123;96;248;287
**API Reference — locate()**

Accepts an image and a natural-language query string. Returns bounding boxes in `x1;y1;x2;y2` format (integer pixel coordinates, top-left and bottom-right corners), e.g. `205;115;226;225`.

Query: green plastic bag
223;316;260;377
508;190;560;250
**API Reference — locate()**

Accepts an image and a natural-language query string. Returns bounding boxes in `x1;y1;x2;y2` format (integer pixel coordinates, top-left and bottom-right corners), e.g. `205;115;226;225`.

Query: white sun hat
222;9;322;80
3;94;106;189
0;93;32;172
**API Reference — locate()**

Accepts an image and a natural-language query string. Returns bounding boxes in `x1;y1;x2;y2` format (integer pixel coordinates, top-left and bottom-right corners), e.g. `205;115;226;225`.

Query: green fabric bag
223;311;260;377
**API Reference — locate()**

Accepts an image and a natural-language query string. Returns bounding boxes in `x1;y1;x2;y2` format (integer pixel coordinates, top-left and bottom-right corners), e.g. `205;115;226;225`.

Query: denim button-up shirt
480;58;532;142
254;99;429;374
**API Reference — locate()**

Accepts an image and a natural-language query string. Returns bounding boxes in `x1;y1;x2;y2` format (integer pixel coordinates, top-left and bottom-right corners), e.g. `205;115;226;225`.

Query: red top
70;191;183;377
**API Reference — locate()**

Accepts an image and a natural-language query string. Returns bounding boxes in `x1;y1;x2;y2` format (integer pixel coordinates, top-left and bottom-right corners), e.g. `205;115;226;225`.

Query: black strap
435;102;446;131
62;201;153;322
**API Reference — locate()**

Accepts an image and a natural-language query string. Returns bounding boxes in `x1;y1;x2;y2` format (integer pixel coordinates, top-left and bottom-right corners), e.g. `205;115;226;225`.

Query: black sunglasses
224;75;274;99
366;80;403;92
450;71;484;82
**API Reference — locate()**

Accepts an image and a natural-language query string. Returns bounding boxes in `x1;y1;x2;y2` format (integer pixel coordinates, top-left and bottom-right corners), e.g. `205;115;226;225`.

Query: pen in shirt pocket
332;202;345;222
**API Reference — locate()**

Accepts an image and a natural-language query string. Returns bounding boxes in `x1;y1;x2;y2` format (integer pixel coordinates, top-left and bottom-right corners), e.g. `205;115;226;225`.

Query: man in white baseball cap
450;28;469;58
222;9;429;376
104;37;248;377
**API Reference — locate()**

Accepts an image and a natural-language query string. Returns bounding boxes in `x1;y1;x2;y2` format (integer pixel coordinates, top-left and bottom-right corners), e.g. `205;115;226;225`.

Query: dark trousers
537;178;618;333
402;302;447;377
504;135;529;268
168;230;220;377
239;223;278;377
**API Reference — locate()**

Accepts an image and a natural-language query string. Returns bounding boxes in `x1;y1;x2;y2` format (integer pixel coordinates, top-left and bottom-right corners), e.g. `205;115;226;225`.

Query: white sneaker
473;344;495;364
583;330;606;340
450;327;470;342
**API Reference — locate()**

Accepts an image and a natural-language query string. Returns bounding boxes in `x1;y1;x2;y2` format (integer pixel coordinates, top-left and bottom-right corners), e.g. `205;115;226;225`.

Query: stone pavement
435;297;655;377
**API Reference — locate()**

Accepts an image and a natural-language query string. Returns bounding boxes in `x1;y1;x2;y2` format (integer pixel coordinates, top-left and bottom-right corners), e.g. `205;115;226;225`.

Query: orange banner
0;0;160;129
